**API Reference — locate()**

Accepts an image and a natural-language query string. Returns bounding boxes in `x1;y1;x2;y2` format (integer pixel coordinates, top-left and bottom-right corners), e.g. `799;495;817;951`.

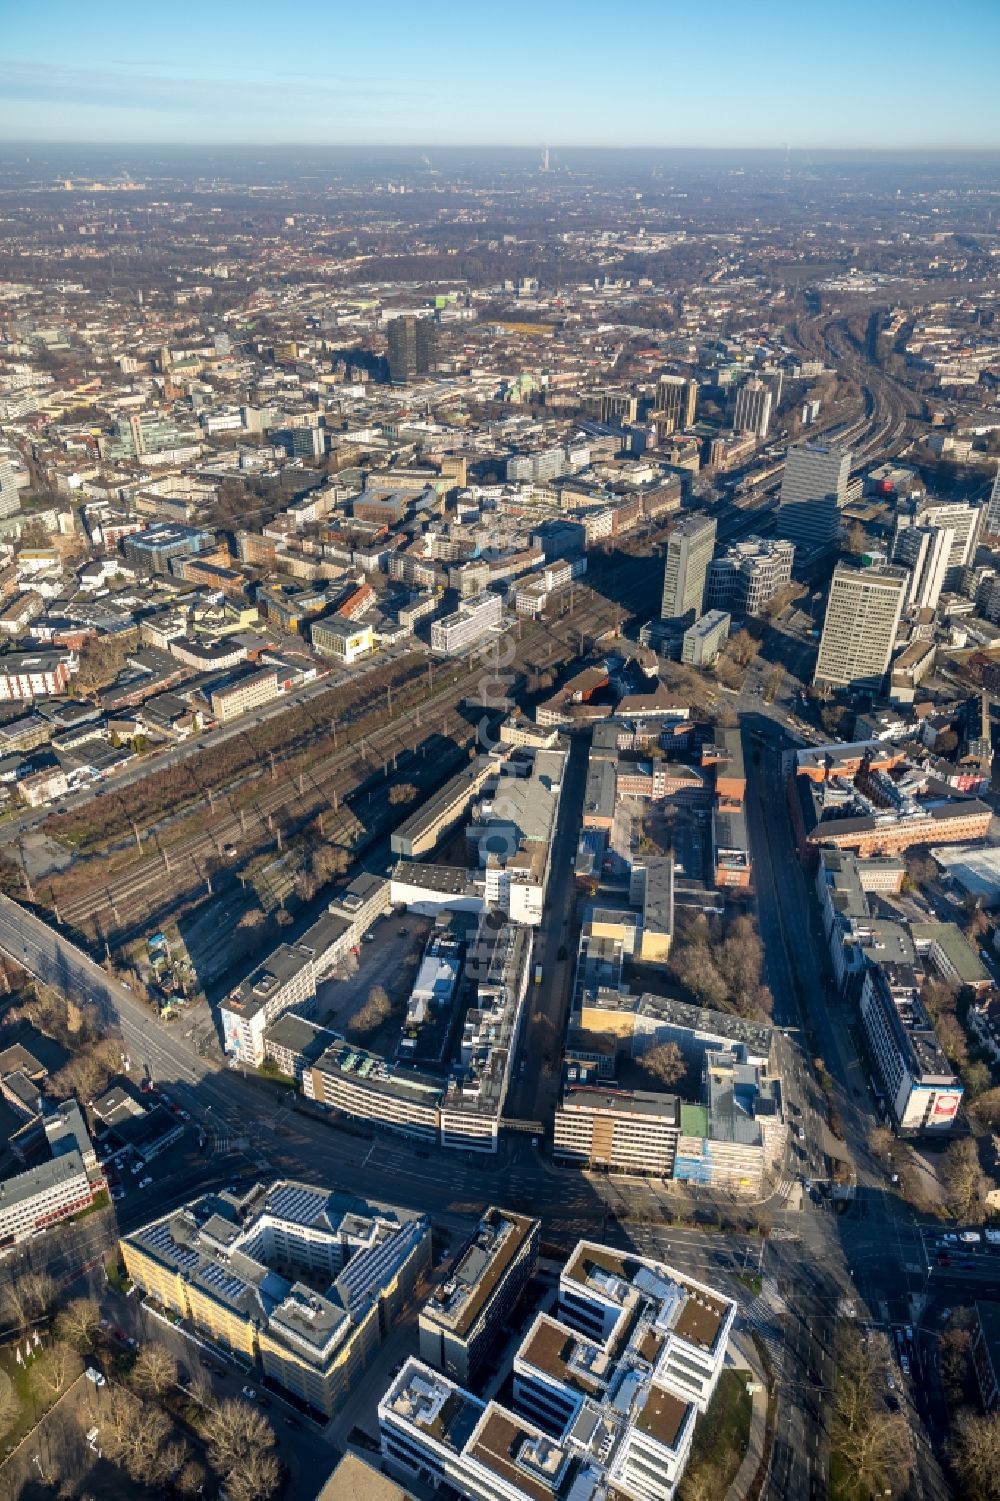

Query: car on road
138;1176;153;1189
130;1159;145;1174
900;1355;911;1377
936;1253;951;1267
241;1386;257;1401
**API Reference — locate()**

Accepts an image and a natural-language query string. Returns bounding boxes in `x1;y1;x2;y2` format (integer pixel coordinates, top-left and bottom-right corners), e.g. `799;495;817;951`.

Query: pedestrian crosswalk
741;1291;786;1378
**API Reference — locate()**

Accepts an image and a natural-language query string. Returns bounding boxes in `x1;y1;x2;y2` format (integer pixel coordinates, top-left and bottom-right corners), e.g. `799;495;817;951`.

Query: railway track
42;589;625;937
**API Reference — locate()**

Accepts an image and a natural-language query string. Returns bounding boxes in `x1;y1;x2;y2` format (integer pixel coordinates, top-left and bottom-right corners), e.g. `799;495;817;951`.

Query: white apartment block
859;963;963;1134
0;1151;94;1250
210;668;281;724
220;944;318;1065
431;592;503;654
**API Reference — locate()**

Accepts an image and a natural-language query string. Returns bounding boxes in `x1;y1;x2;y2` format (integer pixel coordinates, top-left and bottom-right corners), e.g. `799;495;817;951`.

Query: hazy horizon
4;0;999;151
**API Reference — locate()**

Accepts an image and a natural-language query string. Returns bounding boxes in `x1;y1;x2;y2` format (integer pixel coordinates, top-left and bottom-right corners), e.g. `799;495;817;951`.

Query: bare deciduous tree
201;1397;276;1481
942;1138;986;1223
831;1327;912;1500
388;782;418;806
176;1457;209;1496
2;1270;57;1332
28;1340;75;1401
726;628;761;667
56;1297;102;1352
102;1386;186;1487
131;1342;178;1399
225;1449;283;1501
950;1410;1000;1501
642;1042;687;1088
348;983;393;1038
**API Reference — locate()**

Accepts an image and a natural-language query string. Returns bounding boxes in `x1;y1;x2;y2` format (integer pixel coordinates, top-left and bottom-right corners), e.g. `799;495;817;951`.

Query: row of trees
934;1307;1000;1500
830;1326;911;1501
670;912;774;1021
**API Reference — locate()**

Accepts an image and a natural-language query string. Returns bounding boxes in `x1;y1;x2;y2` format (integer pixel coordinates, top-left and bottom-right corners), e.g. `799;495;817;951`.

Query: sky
2;0;1000;150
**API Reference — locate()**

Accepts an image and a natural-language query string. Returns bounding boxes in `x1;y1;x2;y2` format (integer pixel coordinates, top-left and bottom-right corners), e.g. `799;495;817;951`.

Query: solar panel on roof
140;1221;200;1269
263;1184;327;1227
199;1261;249;1302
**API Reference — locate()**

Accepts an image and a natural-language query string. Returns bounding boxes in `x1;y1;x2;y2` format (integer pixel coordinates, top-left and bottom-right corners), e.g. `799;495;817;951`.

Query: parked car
241;1386;257;1401
138;1176;153;1189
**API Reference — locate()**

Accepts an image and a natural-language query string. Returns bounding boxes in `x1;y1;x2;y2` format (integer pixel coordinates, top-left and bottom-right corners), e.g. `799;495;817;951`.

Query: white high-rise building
892;499;984;591
775;442;852;553
0;462;21;520
814;563;909;692
892;524;953;612
731;378;772;439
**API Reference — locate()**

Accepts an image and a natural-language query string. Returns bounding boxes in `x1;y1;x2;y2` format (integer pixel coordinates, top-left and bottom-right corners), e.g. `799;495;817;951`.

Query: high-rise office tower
775;442;852;553
891;524;953;612
813;563;908;692
660;514;717;625
387;316;438;383
986;466;1000;537
654;374;698;434
0;462;21;520
892;498;983;591
731;378;773;439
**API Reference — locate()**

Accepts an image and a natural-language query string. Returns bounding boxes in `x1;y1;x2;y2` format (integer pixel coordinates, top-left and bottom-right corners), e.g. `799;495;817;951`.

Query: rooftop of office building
382;1238;735;1501
421;1208;538;1338
126;1181;428;1366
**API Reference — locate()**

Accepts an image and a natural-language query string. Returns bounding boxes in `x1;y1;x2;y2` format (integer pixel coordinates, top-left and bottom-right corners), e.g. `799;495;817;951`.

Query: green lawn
0;1339;83;1458
680;1367;753;1497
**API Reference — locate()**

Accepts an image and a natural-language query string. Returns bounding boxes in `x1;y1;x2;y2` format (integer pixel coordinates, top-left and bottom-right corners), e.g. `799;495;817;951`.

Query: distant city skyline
3;0;999;150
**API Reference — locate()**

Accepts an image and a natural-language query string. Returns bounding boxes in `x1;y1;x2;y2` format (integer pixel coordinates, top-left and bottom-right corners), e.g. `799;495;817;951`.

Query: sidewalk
725;1333;769;1501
